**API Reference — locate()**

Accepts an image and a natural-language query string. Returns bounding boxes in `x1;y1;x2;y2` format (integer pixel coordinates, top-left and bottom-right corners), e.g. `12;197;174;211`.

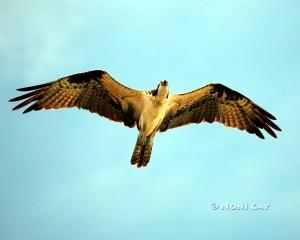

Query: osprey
10;70;281;167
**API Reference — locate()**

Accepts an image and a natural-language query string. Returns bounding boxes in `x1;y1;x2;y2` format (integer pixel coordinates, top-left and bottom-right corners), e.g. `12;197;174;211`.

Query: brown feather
12;93;43;111
17;82;52;91
160;83;281;139
9;70;143;128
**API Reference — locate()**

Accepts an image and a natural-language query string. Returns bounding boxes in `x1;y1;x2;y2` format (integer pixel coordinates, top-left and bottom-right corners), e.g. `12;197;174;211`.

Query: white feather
139;87;169;136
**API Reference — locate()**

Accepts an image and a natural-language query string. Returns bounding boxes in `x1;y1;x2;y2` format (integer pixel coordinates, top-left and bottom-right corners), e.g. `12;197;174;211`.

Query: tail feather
131;133;154;168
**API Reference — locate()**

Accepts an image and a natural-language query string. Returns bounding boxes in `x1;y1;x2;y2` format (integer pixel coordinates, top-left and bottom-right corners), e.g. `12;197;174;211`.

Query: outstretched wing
159;83;281;139
9;70;144;128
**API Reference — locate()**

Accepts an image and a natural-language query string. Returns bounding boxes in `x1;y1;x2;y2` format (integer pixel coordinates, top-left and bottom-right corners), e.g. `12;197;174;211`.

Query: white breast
139;93;169;136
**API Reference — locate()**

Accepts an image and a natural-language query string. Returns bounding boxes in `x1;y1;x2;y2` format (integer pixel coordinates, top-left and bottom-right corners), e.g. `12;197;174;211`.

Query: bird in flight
10;70;281;167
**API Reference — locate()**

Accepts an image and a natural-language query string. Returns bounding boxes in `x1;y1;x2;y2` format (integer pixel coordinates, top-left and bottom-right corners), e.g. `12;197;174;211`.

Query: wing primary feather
17;82;53;91
10;70;143;131
253;109;281;131
9;89;45;102
23;102;41;114
248;127;265;139
250;112;277;138
254;128;265;139
161;83;280;140
253;104;276;120
12;94;43;111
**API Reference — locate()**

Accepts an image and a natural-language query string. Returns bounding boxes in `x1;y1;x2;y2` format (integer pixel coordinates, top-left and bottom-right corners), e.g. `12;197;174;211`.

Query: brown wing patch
9;70;143;128
160;83;281;139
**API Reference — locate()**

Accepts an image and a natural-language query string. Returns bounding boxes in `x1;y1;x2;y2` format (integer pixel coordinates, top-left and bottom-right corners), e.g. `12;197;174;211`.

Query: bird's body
139;85;169;136
9;70;281;167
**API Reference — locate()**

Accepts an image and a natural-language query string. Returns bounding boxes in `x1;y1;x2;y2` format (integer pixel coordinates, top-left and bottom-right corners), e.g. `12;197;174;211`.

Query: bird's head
156;80;169;99
160;80;168;87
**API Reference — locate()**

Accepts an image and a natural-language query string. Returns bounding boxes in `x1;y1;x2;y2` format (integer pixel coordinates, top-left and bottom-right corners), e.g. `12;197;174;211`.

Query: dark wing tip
259;135;265;139
253;128;265;139
253;105;281;137
23;106;35;114
267;129;277;138
23;102;42;114
254;104;277;120
9;97;17;102
17;82;52;92
12;105;20;111
271;123;281;132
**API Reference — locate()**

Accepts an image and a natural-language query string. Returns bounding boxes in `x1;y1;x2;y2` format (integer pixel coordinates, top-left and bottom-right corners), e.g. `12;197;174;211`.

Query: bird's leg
140;133;147;145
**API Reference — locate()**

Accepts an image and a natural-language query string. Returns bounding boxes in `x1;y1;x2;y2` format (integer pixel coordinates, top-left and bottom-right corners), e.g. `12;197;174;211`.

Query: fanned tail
131;132;155;168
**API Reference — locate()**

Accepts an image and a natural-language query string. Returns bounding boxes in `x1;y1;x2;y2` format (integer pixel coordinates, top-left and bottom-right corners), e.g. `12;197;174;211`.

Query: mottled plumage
159;84;281;139
10;70;143;128
10;70;281;167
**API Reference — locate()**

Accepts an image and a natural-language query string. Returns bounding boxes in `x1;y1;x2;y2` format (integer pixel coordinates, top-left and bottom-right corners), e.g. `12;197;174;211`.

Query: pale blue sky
1;0;300;239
